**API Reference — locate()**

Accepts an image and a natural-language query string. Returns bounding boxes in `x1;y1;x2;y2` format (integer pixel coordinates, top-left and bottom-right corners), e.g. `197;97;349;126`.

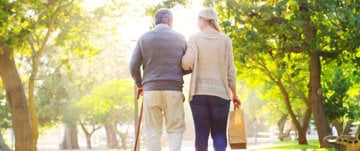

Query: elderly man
129;8;187;151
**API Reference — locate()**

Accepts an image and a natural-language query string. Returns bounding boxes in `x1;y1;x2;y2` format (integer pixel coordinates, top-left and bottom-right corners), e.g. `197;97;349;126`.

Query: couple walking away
129;7;241;151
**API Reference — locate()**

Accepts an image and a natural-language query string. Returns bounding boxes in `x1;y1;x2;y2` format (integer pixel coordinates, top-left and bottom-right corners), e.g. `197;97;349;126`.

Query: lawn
246;140;334;151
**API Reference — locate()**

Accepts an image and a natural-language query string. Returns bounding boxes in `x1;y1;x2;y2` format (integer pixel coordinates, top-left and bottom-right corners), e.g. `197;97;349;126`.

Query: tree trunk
79;122;92;149
79;122;102;149
119;131;128;149
308;52;332;147
277;114;287;141
115;124;130;149
0;41;34;151
105;123;118;148
26;1;75;149
80;122;103;149
59;124;79;149
298;0;332;147
0;130;11;151
297;123;308;144
261;61;311;144
85;134;92;149
28;58;39;151
298;107;312;144
331;120;343;135
276;79;309;144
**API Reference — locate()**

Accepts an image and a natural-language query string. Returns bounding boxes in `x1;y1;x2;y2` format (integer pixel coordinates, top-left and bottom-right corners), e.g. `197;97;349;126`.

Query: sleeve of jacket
182;35;196;71
226;38;237;89
129;41;143;87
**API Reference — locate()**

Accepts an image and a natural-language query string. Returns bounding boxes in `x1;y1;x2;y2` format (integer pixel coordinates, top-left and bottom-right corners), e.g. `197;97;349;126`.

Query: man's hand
232;95;241;109
136;87;143;99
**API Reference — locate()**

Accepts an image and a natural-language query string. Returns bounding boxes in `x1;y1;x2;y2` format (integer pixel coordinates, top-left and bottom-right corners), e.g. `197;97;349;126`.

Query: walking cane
134;90;143;151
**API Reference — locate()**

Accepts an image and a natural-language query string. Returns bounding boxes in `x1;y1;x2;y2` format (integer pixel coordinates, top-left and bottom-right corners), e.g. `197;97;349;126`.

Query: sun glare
80;0;105;11
81;0;203;39
172;1;203;40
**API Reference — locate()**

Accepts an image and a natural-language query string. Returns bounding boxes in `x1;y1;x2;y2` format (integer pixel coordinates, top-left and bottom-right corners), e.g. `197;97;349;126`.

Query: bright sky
81;0;204;65
172;2;203;39
81;0;203;40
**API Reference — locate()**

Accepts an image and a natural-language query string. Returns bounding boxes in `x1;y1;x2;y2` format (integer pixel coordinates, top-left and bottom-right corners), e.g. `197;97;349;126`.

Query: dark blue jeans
190;95;230;151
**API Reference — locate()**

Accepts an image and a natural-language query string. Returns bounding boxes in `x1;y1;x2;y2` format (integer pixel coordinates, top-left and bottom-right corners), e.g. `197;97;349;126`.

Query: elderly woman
182;7;241;151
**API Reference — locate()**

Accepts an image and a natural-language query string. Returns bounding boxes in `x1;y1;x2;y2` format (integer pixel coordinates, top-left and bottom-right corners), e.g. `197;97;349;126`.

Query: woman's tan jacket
182;31;237;101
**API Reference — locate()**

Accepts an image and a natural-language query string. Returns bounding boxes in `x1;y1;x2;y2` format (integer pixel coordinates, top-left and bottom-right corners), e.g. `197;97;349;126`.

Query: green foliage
145;0;189;18
1;0;107;127
0;88;11;129
1;0;106;63
29;0;134;132
76;79;134;125
323;69;351;121
351;94;360;121
36;72;75;127
0;0;32;50
54;1;115;59
204;0;359;128
323;64;360;122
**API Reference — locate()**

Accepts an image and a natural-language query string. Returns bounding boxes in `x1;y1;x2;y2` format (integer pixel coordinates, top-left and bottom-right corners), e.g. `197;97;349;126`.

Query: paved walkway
39;146;316;151
39;142;317;151
39;136;321;151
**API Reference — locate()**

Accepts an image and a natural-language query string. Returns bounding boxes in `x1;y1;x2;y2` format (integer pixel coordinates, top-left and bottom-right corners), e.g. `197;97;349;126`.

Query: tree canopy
204;0;359;146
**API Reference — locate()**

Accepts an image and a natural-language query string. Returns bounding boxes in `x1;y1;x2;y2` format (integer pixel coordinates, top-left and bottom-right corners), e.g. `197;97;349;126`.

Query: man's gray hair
154;8;173;25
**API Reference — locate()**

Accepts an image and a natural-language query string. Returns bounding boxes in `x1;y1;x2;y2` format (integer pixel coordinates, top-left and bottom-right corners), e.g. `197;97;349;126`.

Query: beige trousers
143;91;185;151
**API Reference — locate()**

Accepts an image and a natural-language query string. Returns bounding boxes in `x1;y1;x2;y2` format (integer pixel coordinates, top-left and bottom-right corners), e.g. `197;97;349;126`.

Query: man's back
129;9;186;151
129;24;187;91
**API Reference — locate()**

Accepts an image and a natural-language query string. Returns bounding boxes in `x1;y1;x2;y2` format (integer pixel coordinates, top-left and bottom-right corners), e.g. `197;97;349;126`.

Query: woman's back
186;31;235;100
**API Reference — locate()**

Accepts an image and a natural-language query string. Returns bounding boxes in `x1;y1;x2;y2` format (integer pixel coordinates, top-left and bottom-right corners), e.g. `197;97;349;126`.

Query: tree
0;0;89;150
36;71;70;128
76;79;134;149
32;0;133;148
27;1;76;149
1;0;119;150
205;0;359;147
0;40;33;150
204;0;312;144
260;57;311;143
79;121;101;149
59;107;81;149
323;65;360;134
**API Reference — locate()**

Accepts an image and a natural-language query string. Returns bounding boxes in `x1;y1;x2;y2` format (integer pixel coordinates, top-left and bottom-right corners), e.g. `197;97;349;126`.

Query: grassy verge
248;140;334;151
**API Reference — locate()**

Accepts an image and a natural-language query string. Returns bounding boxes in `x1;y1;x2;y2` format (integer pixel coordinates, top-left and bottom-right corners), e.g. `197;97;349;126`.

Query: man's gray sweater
129;24;187;91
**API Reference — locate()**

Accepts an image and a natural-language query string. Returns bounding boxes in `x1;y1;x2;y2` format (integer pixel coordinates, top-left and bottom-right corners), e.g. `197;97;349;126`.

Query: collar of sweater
155;24;171;29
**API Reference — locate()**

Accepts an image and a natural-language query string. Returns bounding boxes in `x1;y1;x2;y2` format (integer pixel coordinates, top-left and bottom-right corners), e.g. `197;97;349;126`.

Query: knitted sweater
182;31;236;101
129;24;187;91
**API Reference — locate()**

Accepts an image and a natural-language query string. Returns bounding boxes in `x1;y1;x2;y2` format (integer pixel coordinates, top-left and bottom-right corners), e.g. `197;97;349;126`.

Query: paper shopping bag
228;108;247;149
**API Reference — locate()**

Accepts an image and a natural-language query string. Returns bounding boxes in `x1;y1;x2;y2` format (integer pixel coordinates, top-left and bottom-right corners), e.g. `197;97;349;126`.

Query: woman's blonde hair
198;7;221;32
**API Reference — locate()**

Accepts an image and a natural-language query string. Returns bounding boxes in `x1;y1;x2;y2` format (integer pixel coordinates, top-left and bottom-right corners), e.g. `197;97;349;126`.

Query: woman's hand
230;87;241;109
232;95;241;109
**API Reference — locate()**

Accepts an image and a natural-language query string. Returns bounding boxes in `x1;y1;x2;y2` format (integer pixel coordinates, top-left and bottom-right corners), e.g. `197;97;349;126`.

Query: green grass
247;140;334;151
